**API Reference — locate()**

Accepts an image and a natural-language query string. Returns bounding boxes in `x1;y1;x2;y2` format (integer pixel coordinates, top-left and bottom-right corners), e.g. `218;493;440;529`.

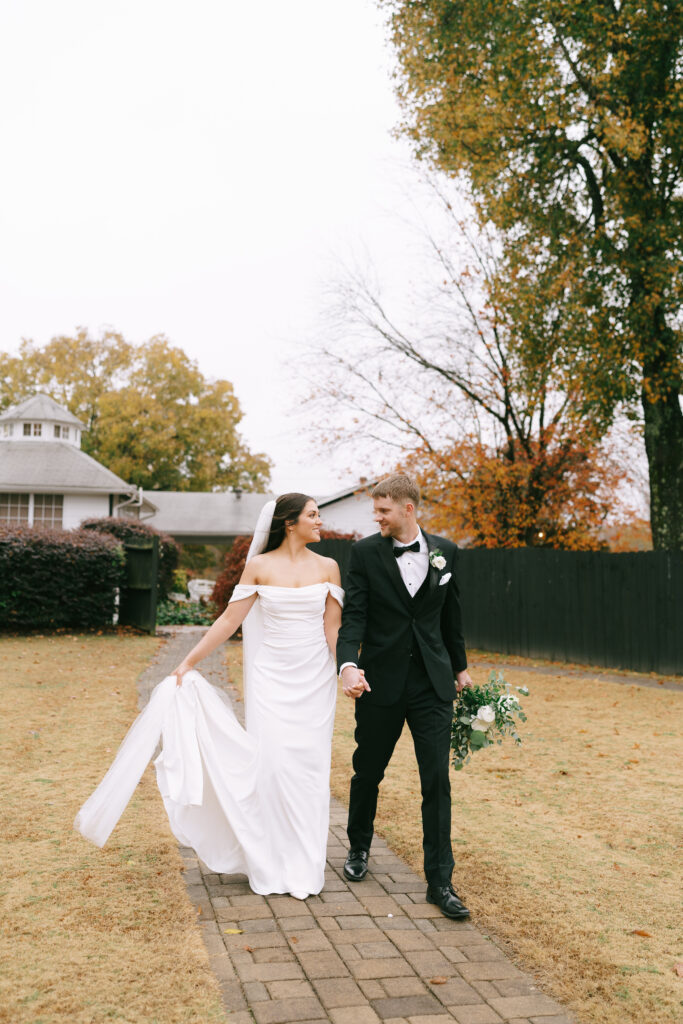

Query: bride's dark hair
263;492;315;552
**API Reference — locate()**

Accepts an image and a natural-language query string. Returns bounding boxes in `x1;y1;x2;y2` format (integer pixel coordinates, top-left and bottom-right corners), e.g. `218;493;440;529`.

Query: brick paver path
139;629;574;1024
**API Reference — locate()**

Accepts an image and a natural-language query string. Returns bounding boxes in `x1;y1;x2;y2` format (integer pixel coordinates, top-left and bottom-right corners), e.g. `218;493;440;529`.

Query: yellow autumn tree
0;330;271;492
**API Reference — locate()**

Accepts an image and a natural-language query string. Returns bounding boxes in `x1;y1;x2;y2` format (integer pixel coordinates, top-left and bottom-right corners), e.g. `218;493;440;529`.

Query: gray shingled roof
0;441;135;493
144;491;275;538
0;393;84;427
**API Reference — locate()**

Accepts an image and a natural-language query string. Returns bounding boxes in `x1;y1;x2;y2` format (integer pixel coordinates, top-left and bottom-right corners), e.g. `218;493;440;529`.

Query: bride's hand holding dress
75;494;344;901
172;587;257;686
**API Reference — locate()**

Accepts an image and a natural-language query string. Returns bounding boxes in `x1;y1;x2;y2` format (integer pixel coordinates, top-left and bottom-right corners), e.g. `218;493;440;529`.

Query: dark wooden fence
318;539;682;675
313;538;354;581
457;549;682;675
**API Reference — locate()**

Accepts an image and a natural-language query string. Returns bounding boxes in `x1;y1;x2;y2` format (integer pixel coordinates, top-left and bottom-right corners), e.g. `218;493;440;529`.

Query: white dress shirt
392;529;429;596
340;529;429;676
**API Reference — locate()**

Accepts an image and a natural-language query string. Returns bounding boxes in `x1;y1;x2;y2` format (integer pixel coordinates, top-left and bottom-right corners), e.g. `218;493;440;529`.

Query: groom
337;473;472;919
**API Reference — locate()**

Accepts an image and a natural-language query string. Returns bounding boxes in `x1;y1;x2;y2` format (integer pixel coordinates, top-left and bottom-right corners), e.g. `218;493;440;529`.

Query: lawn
0;633;224;1024
7;630;678;1024
224;640;682;1023
327;653;683;1024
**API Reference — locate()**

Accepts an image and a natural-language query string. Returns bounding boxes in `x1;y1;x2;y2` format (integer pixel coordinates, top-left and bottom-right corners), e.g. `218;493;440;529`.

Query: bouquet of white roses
451;670;528;770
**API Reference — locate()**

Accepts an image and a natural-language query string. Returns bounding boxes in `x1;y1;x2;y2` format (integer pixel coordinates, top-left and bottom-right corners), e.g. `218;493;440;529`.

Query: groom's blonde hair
372;473;420;508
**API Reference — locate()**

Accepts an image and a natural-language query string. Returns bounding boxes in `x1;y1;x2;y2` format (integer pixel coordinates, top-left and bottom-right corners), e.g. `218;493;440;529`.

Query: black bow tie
394;541;420;558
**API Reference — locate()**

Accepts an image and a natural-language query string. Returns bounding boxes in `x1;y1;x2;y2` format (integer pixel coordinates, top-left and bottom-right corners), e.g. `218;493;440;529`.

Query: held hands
456;669;473;693
341;665;371;700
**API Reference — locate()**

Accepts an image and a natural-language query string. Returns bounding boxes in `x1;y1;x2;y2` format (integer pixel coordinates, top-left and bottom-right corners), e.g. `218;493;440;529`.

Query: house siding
320;494;378;537
64;493;111;530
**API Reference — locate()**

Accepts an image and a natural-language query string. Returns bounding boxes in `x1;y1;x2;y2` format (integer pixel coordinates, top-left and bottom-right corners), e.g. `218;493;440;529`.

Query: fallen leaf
290;936;298;943
223;928;243;934
244;945;254;953
631;929;652;937
430;977;448;985
674;963;683;977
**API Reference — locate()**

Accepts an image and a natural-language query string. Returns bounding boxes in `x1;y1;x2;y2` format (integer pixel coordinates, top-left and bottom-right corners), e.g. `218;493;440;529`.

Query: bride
75;493;344;900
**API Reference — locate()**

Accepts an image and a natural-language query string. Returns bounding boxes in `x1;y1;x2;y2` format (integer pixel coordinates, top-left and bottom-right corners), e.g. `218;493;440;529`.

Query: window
62;426;69;439
33;423;42;436
54;424;61;438
23;423;31;436
0;493;29;524
33;494;63;528
2;423;13;437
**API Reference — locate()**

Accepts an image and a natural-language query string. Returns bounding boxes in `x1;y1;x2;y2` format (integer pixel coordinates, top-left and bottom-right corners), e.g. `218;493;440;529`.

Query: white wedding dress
75;581;343;900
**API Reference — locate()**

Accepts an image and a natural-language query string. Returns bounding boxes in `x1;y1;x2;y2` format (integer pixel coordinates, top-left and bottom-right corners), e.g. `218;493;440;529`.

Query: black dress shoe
343;848;369;882
426;883;470;919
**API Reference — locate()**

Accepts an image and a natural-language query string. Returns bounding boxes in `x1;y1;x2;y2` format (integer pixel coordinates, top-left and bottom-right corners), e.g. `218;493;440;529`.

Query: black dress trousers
347;641;455;888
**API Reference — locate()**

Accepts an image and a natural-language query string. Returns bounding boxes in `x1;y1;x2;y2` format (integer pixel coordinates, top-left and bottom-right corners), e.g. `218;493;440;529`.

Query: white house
0;393;379;540
0;394;156;529
317;480;378;537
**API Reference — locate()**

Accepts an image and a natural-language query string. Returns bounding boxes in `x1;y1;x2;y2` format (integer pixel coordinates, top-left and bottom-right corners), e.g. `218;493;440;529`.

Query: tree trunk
642;382;683;550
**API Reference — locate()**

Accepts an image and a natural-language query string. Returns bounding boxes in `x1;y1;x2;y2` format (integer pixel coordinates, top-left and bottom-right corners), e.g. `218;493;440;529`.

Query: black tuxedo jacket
336;530;467;706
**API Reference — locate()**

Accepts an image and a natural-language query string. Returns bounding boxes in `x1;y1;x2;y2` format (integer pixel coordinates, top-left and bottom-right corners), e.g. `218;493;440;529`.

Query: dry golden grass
328;654;683;1024
0;633;225;1024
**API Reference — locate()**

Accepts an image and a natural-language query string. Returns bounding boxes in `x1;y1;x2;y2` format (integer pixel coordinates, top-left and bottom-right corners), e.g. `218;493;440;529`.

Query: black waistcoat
407;570;431;670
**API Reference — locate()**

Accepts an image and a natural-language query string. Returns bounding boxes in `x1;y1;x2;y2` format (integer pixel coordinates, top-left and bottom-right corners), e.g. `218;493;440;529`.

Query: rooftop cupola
0;393;84;447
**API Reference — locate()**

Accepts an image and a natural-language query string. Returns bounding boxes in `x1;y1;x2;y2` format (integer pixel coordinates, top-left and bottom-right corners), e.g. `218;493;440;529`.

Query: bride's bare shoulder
240;554;268;584
311;551;341;584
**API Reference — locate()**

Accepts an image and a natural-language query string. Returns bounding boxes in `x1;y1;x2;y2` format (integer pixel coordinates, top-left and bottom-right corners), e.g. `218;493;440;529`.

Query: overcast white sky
0;0;422;494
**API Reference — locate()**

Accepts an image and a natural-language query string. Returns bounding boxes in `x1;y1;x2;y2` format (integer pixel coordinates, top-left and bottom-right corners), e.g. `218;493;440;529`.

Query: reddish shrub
80;516;179;599
0;525;125;628
211;536;251;615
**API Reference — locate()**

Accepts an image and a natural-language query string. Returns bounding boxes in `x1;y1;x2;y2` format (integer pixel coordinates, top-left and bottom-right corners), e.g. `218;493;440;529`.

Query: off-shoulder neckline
235;582;341;591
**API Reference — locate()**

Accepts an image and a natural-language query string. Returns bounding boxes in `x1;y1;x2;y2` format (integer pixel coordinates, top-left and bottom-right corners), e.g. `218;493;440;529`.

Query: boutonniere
429;548;447;570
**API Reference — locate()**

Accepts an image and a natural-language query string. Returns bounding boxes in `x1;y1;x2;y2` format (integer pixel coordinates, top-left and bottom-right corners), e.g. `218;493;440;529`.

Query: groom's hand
456;669;473;693
341;665;371;699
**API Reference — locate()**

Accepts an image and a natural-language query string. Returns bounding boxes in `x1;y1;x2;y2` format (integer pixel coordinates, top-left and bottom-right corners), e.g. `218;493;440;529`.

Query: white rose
475;705;496;729
432;555;447;570
471;719;489;732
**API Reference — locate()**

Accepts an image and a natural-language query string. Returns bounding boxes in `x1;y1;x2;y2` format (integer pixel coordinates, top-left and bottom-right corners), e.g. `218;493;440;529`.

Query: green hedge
0;526;125;629
80;517;179;600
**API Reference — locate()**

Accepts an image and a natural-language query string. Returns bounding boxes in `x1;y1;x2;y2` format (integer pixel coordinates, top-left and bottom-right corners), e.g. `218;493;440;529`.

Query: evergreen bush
0;526;125;629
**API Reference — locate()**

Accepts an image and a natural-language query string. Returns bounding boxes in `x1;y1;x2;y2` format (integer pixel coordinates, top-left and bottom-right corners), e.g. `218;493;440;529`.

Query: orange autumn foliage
402;433;624;550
